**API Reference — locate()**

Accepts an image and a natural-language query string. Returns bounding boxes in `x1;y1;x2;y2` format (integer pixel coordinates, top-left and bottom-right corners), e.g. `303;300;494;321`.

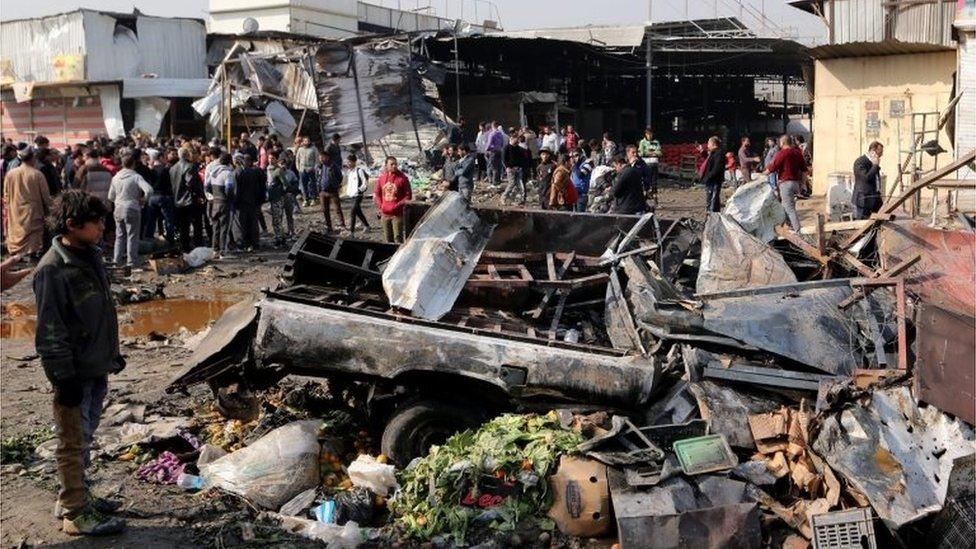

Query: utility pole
645;0;653;128
454;29;461;120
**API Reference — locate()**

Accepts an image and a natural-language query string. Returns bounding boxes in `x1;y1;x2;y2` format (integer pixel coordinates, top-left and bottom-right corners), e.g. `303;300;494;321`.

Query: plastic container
312;500;337;524
176;473;207;491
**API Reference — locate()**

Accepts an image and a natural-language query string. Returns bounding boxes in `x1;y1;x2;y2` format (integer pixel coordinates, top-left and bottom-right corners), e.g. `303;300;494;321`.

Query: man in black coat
700;137;725;213
852;141;883;220
232;154;266;251
610;155;646;214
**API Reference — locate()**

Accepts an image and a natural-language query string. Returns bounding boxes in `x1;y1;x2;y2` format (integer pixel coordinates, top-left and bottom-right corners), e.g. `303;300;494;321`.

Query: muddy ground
0;179;822;547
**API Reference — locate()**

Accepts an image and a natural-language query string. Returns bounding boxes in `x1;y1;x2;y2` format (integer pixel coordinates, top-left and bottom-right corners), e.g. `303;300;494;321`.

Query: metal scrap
696;213;797;294
382;192;494;320
610;472;762;549
812;386;976;528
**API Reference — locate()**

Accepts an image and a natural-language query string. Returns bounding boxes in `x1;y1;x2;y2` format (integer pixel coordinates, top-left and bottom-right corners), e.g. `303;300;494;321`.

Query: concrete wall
810;51;955;195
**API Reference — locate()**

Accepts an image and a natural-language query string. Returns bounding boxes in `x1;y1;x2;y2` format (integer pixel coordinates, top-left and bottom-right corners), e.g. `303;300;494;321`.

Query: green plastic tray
672;434;738;475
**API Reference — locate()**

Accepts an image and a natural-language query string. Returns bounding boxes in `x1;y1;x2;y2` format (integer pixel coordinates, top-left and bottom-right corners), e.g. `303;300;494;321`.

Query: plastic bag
183;246;214;268
335;488;374;526
200;420;321;509
347;454;397;496
271;514;361;548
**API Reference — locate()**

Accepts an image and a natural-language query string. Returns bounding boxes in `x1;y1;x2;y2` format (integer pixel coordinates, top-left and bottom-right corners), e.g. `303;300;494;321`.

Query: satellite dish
242;17;259;34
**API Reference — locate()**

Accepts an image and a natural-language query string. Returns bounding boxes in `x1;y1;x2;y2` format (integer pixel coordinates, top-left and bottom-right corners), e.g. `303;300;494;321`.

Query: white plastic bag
200;420;321;509
183;246;214;268
347;454;398;497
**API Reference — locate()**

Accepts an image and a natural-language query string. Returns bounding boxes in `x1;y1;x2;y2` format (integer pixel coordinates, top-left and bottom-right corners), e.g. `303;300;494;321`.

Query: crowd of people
431;121;665;215
0;131;421;270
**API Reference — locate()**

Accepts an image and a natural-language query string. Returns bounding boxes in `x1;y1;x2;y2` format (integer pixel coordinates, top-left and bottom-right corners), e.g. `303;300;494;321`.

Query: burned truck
168;194;699;463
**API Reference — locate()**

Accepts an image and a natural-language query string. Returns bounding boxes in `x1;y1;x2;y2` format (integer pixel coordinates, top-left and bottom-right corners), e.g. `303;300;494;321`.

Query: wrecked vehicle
169;195;692;463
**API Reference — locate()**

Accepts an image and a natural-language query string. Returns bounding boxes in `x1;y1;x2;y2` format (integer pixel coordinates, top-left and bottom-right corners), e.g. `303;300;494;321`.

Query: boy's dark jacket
33;238;122;382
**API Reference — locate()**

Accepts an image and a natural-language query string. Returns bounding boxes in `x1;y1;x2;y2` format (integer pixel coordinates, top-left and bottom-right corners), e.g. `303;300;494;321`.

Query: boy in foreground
33;190;126;536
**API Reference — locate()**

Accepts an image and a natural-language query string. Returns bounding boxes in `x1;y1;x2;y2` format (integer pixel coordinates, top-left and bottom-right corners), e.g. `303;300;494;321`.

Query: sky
0;0;825;43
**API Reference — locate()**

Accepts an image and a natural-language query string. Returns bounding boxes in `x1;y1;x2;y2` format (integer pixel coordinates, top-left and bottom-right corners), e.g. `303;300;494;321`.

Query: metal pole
645;0;653;128
454;31;461;120
782;74;788;134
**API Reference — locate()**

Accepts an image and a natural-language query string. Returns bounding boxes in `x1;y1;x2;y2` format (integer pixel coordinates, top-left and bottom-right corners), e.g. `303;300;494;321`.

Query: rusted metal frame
548;291;569;340
529;252;576;320
838;253;920;309
843;150;976;250
816;214;826;255
535;272;610;289
360;248;374;270
598;244;659;267
849;277;909;370
480;250;602;267
295;249;380;278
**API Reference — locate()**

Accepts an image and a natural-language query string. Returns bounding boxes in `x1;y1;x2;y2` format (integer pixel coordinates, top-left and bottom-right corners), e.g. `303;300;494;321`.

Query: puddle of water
1;295;242;340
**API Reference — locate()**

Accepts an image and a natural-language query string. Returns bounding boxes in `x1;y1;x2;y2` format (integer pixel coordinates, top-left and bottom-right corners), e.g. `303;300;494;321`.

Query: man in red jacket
763;134;807;232
373;156;412;243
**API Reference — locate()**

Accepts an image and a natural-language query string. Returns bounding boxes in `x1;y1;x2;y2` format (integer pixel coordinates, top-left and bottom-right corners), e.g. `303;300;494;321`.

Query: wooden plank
546;253;557;281
799;219;873;236
360;248;374;270
487;264;501;280
776;226;830;265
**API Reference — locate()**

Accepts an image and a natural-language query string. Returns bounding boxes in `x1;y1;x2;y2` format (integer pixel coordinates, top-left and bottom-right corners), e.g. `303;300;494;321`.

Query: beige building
789;0;959;195
809;49;955;194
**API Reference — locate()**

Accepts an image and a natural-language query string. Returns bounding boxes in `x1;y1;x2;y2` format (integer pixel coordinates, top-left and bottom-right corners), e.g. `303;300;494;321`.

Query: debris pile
160;180;974;547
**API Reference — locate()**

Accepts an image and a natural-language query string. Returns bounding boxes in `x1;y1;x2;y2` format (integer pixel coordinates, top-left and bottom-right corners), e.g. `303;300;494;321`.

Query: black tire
381;400;484;465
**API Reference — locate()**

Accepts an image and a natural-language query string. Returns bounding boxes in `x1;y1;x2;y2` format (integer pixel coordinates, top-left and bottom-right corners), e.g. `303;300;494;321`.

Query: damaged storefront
0;9;209;145
194;33;450;157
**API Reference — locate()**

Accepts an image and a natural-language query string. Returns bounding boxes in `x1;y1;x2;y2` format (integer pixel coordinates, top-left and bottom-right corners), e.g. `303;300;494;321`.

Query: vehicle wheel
381;400;483;465
212;381;260;422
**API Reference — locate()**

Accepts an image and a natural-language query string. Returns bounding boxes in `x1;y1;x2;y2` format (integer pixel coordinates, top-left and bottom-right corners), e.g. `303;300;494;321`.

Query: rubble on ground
15;176;968;547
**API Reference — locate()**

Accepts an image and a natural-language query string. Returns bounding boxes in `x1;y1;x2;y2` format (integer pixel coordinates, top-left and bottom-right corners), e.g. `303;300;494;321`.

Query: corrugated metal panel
82;11;136;82
833;0;885;42
136;17;207;78
891;1;955;46
122;78;210;97
807;40;953;58
490;25;647;47
0;12;87;83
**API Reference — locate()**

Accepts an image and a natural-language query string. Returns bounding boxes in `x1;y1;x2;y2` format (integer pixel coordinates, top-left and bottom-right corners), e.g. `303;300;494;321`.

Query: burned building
0;9;210;145
423;19;812;146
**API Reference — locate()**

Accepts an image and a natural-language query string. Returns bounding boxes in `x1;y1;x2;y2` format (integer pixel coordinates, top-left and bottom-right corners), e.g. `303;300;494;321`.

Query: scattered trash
347;455;397;497
150;256;188;275
280;488;319;517
334;488;375;526
184;247;215;268
136;451;185;485
201;420;322;510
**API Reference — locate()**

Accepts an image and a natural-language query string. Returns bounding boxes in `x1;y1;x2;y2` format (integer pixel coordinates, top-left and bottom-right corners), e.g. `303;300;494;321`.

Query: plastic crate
811;508;877;549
